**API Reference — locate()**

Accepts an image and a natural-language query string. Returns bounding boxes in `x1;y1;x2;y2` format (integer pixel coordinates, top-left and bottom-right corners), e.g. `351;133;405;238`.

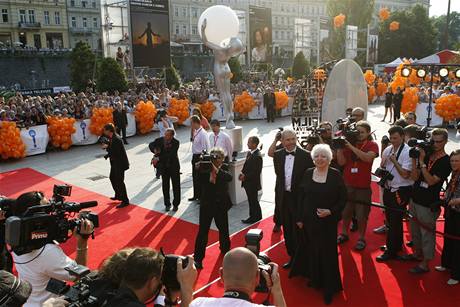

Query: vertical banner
130;0;171;68
345;25;358;60
249;6;272;64
126;113;136;137
294;18;313;60
366;25;379;65
20;125;49;156
72;119;98;146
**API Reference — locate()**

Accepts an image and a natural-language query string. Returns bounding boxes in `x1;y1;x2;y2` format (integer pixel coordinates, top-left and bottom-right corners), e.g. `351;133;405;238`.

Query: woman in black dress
435;149;460;285
290;144;347;305
382;86;393;122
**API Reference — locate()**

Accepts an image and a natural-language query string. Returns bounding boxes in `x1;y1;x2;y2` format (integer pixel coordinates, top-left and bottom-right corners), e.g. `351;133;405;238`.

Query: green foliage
228;57;243;83
96;57;128;93
165;65;181;89
292;52;310;79
70;41;96;92
432;12;460;50
378;5;436;63
254;63;274;80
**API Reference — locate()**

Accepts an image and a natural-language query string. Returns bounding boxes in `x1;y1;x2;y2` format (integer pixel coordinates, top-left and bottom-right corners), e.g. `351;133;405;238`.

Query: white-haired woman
290;144;347;305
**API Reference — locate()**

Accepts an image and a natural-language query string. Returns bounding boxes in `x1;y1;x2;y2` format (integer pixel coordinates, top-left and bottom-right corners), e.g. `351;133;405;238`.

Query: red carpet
2;168;459;306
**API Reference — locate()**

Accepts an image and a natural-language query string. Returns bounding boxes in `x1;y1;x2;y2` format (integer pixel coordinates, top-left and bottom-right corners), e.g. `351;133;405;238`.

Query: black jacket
151;137;180;171
107;134;130;171
108;287;144;307
199;165;233;211
263;92;276;108
113;109;128;128
241;149;263;191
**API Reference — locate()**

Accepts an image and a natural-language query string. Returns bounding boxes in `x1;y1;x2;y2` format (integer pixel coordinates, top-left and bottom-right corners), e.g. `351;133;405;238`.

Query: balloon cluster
434;94;460;121
168;98;190;124
408;69;422;85
376;81;388;97
389;63;408;93
234;91;256;114
364;70;376;85
287;77;294;83
313;69;326;80
0;121;26;160
334;14;346;28
401;87;419;113
390;21;400;31
379;8;390;21
199;101;216;120
135;101;157;134
275;91;289;110
89;108;113;136
47;117;76;150
368;86;376;103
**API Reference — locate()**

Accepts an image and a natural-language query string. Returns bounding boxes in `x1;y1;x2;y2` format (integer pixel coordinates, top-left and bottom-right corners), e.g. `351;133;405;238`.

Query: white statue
201;19;244;129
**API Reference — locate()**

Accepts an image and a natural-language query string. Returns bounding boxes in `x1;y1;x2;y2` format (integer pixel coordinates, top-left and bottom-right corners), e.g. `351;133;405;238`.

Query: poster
249;6;272;63
130;0;170;68
71;119;98;146
20;125;49;156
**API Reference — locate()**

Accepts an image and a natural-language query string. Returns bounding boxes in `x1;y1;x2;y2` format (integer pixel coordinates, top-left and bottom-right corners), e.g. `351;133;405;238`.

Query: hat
0;270;32;306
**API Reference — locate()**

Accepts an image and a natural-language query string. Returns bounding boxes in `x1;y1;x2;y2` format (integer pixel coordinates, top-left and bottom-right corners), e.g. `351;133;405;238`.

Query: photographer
318;121;333;146
351;107;365;122
102;123;130;209
157;110;177;138
407;128;451;273
190;247;286;307
193;148;232;269
336;121;379;251
376;126;414;262
109;248;197;307
10;191;94;307
267;129;284;233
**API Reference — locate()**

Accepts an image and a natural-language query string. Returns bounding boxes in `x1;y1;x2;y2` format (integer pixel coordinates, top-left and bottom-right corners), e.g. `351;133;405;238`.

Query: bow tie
286;151;295;156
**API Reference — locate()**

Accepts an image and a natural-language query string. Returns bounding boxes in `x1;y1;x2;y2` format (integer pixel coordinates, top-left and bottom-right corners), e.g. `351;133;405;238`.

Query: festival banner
249;6;272;64
126;113;136;137
71;119;98;146
130;0;171;68
415;103;443;127
20;125;49;156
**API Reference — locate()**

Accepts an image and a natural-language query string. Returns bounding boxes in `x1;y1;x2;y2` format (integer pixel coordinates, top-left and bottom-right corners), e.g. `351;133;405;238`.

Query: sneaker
447;279;459;285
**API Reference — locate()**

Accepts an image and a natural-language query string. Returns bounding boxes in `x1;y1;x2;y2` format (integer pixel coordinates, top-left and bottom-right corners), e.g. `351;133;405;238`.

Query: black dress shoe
282;261;292;269
324;292;333;305
165;205;171;212
124;141;129;145
195;261;203;269
116;202;129;209
241;218;254;224
188;197;198;201
172;206;178;212
376;252;396;262
110;197;119;201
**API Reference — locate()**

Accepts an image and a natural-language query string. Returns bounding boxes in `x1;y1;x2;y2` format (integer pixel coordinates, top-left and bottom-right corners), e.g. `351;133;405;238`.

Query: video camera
374;167;394;188
245;229;272;293
155;109;168;123
5;184;99;255
197;150;227;173
408;138;434;159
304;120;327;146
46;264;99;307
0;196;15;219
332;117;360;150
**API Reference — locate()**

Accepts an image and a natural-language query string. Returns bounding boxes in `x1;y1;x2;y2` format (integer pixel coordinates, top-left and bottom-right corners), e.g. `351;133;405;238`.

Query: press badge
420;181;429;189
351;168;359;174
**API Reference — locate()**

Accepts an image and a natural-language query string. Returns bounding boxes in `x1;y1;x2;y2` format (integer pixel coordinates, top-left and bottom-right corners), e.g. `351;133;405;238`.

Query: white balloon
198;5;239;47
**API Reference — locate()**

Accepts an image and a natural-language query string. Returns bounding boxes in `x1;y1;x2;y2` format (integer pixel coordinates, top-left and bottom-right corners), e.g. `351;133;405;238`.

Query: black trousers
267;105;275;123
383;189;404;255
192;154;201;199
116;126;127;142
244;186;262;221
194;205;230;262
393;103;401;122
281;191;297;257
162;167;181;207
109;167;129;202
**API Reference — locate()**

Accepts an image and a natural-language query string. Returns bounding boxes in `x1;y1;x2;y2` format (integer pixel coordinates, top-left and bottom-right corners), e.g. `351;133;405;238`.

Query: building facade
66;0;102;50
0;0;69;49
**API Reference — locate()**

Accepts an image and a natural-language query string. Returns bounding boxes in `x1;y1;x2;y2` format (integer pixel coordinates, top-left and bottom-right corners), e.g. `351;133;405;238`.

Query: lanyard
427;152;446;172
223;290;252;302
193;128;202;141
213;133;219;146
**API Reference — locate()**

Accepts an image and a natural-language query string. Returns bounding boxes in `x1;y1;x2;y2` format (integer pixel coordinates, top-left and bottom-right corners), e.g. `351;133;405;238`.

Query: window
2;9;7;23
44;11;50;25
19;9;26;23
182;7;186;17
70;0;75;7
82;1;87;8
192;25;197;35
71;16;76;27
174;7;178;17
92;1;96;8
275;30;279;39
93;17;97;28
54;12;60;24
281;31;285;39
28;10;35;23
192;8;197;18
82;17;87;28
274;16;278;25
175;24;179;35
182;24;187;35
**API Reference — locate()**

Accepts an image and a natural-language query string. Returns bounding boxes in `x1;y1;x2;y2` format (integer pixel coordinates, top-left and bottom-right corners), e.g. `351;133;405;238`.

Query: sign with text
71;119;98;146
20;125;49;156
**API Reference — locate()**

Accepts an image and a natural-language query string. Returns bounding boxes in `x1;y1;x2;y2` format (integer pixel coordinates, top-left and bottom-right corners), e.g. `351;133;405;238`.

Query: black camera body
245;229;272;293
160;249;189;292
408;138;434;159
155;109;168;123
305;126;327;146
197;151;224;173
375;167;394;187
332;119;360;150
5;185;99;255
98;136;110;146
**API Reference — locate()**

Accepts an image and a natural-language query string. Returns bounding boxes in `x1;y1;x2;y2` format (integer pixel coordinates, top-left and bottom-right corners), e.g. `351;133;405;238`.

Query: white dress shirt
192;127;210;154
381;144;414;191
191;297;272;307
284;148;296;191
209;131;233;158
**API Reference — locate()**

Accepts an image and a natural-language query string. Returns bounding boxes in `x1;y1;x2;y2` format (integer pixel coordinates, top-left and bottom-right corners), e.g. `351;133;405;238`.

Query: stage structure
102;0;130;59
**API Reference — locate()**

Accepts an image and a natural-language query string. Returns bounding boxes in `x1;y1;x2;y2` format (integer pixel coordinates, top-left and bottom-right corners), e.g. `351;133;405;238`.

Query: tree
228;57;242;83
432;12;460;50
164;65;180;89
292;51;310;79
70;41;96;92
378;5;436;63
96;58;128;93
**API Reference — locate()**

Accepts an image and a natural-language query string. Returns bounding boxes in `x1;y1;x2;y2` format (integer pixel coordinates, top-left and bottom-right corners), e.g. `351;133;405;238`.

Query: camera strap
223;290;252;302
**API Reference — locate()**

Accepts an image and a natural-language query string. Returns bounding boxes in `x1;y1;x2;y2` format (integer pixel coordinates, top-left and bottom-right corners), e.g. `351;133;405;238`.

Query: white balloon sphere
198;5;239;47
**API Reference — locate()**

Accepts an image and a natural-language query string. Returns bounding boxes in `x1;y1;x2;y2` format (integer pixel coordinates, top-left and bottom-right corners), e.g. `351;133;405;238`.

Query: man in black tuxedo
239;136;263;224
193;147;232;269
273;129;313;268
113;102;128;144
151;128;181;212
263;87;276;123
103;123;130;209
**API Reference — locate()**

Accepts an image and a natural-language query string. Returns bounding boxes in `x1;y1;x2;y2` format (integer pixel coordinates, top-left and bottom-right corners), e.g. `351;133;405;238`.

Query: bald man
190;247;286;307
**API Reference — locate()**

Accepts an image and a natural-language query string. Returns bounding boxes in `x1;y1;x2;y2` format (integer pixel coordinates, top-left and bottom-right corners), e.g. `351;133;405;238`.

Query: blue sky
429;0;460;17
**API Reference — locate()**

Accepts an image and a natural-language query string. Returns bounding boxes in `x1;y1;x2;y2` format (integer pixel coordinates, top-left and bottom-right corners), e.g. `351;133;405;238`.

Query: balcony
69;27;97;34
18;22;41;29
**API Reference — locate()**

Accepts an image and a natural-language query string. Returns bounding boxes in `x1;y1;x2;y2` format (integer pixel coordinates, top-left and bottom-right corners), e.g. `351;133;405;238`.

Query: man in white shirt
376;126;414;262
190;247;286;307
190;115;211;201
209;120;233;162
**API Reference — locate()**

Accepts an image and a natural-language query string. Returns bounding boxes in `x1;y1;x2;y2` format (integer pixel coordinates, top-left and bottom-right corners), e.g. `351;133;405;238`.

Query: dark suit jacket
151;137;180;171
113;109;128;128
263;92;276;108
199;165;233;211
241;149;263;191
273;146;313;213
107;134;129;171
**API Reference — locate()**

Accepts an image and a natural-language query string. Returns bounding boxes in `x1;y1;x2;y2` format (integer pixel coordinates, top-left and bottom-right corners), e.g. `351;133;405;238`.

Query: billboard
249;6;272;63
129;0;170;68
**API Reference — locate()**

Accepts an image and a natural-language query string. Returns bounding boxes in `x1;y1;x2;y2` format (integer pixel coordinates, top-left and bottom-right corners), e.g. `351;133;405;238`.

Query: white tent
384;57;403;68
